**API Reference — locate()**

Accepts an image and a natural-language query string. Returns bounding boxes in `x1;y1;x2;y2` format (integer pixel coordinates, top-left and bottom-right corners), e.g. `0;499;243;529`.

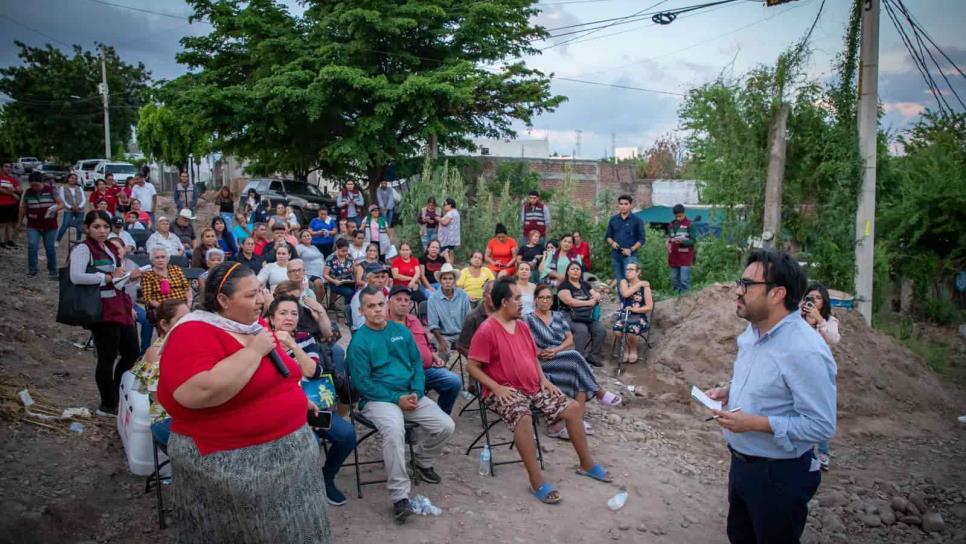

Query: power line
544;1;670;50
553;77;685;96
79;0;190;20
0;13;74;48
881;0;954;116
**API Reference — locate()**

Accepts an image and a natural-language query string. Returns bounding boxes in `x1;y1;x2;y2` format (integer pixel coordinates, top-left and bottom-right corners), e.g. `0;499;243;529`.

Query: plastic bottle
68;422;85;433
608;490;628;511
479;445;491;476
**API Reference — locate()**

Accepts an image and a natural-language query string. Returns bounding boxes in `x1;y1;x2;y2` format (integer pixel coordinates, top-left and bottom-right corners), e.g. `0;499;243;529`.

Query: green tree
169;0;565;199
136;102;210;172
485;160;541;197
0;42;150;162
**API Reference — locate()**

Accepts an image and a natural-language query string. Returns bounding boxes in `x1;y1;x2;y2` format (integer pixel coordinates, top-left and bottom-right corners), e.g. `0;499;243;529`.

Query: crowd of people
0;159;840;543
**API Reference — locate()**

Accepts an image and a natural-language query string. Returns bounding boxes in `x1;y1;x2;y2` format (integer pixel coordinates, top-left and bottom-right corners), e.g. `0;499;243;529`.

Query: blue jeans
56;211;85;242
384;208;394;226
220;212;234;229
329;284;355;306
27;228;57;275
672;266;691;293
424;366;462;415
610;251;638;282
151;418;172;445
316;414;357;481
134;304;154;356
421;228;437;251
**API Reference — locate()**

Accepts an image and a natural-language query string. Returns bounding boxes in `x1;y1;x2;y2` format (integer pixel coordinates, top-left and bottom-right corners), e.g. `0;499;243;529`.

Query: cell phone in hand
307;410;332;430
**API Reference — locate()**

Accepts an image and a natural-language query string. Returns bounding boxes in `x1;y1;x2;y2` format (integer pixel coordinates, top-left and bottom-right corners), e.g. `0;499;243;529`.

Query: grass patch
873;313;951;373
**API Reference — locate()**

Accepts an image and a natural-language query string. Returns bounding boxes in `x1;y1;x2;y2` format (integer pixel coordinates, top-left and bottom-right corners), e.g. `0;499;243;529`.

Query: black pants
90;322;139;410
727;449;820;544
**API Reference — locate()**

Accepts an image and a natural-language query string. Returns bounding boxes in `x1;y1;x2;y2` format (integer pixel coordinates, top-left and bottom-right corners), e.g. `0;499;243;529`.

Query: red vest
85;240;134;326
667;218;695;268
23;186;58;231
522;202;547;236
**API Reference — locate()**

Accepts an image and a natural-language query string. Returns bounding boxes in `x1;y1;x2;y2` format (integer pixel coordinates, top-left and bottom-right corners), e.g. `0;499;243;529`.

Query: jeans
727;450;820;544
610;251;638;282
317;414;357;481
56;210;85;242
27;228;57;275
672;266;691;293
421;227;437;251
134;304;154;356
384;208;394;226
329;284;355;306
89;322;140;410
151;418;172;445
424;366;462;415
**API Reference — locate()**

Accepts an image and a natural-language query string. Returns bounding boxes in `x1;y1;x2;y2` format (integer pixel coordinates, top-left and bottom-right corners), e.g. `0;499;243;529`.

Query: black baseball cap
388;285;411;299
363;262;389;276
111;216;124;227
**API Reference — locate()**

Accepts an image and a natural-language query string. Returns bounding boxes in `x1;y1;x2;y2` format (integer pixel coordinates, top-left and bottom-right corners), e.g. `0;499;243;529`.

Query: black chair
129;229;150;254
129;253;150;268
169;255;190;268
341;361;419;498
611;305;654;375
462;376;544;477
145;434;170;529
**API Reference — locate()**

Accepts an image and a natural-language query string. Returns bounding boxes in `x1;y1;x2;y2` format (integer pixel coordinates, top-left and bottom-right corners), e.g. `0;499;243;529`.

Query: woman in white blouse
801;282;840;472
257;244;293;291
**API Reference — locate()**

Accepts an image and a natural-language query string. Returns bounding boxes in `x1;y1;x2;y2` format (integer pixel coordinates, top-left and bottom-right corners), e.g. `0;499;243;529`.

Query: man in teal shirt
347;286;455;523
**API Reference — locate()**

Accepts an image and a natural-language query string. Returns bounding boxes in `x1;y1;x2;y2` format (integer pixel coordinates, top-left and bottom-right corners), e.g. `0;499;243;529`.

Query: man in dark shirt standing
604;194;645;282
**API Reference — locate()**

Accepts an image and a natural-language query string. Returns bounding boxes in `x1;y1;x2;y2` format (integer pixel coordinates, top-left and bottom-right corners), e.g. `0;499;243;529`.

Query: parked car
238;178;335;226
16;156;41;172
38;162;69;184
92;161;138;186
73;159;104;189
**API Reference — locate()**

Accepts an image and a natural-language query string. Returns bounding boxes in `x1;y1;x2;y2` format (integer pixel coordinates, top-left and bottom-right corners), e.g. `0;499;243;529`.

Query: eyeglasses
735;279;774;291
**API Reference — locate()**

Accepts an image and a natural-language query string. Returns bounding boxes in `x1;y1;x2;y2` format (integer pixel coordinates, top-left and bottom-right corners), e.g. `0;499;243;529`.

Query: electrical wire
79;0;190;21
553;77;685;96
0;13;74;48
881;0;954;117
889;0;965;110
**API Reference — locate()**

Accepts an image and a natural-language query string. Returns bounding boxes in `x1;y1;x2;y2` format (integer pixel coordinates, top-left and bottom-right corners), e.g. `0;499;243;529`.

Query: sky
1;0;964;157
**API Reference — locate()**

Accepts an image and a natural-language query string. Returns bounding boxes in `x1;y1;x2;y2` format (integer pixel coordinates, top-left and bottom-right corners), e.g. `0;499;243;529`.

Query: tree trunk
762;103;789;249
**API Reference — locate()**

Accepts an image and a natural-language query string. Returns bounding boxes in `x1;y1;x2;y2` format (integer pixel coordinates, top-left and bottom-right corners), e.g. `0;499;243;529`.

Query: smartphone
307;410;332;430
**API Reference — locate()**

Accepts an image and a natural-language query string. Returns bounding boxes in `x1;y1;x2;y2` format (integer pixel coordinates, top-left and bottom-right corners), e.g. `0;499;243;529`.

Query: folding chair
610;306;654;375
145;433;170;529
462;376;544;476
169;255;190;268
129;253;150;268
182;267;206;300
129;229;150;254
341;361;419;498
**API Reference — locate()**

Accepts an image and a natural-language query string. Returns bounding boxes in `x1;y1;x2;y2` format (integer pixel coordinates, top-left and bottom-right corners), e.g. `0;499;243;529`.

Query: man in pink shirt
467;276;613;504
388;285;462;414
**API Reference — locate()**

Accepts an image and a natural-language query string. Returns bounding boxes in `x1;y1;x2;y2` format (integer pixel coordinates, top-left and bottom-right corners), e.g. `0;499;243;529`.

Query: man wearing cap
18;171;64;279
347;286;455;522
427;263;471;356
145;216;185;257
350;264;390;331
388;285;463;414
172;209;196;255
261;223;299;264
108;216;136;252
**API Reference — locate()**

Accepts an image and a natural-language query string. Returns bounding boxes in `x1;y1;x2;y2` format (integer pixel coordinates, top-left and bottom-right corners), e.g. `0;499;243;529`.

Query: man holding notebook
706;249;836;544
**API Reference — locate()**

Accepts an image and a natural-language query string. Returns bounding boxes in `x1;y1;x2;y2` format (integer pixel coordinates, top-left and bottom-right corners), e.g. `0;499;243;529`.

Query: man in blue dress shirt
604;194;645;282
706;249;836;544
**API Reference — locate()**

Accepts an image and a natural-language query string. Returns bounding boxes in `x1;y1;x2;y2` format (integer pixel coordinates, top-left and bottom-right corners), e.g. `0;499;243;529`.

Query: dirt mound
640;284;963;437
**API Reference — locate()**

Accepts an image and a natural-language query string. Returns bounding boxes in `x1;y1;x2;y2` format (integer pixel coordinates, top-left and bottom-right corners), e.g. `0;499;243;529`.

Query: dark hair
445;197;456;208
494;223;507;235
274;280;302;297
84;210;112;227
672;204;685;214
528;190;539;197
254;222;267;230
28;171;43;183
745;249;806;312
248;189;258;196
266;294;300;327
491;276;517;310
359;285;383;305
211;216;226;229
335;238;349;249
271;223;287;231
618;194;633;204
805;282;832;321
565;260;584;280
95;179;106;187
152;299;188;331
534;283;553;299
202;262;255;312
426;196;437;205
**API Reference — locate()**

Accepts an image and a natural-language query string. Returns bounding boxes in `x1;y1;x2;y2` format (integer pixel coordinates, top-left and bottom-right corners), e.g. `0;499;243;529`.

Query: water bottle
608;490;628;511
479;445;491;476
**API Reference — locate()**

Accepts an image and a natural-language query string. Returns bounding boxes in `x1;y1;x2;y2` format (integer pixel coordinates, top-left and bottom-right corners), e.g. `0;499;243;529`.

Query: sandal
583;420;595;435
597;391;622;407
530;481;562;504
547;425;570;440
577;463;613;483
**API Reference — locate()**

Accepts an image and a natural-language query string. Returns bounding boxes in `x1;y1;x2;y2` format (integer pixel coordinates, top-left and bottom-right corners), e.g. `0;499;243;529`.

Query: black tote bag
56;250;103;327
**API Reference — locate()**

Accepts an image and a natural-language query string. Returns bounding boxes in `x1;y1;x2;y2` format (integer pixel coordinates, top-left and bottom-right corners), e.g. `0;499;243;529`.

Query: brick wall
479;157;653;214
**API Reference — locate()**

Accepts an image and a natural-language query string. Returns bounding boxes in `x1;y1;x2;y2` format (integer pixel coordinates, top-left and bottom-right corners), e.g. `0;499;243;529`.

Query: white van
92;161;138;186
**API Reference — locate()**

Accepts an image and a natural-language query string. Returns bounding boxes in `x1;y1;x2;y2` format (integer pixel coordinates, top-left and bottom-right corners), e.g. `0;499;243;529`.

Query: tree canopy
166;0;565;194
0;42;150;162
136;102;209;170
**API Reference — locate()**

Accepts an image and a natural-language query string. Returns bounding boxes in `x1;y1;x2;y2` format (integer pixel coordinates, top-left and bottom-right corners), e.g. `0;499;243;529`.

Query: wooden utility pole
762;103;790;249
99;48;111;159
854;0;880;325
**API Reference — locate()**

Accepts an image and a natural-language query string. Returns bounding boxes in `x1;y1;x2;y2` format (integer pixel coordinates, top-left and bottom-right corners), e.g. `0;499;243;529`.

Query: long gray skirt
541;349;601;399
168;425;331;544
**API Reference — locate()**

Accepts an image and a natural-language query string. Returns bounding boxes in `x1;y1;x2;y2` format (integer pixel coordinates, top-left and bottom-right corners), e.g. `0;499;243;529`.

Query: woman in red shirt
573;230;592;272
485;223;519;277
391;242;427;302
158;262;331;542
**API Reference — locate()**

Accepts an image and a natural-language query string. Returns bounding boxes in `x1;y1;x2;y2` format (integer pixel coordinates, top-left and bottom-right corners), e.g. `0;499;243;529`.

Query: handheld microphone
252;324;290;377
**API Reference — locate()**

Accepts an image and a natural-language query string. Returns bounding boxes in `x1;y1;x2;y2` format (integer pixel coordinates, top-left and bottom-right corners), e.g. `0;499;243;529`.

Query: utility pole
575;130;582;158
762;103;790;249
611;132;616;164
854;0;879;325
99;47;111;160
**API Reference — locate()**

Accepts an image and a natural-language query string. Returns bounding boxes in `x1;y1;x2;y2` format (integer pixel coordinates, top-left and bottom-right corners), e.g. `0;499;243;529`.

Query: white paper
690;385;722;411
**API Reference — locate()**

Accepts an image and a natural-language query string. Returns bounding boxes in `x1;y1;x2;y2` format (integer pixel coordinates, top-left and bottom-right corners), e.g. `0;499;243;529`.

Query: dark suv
239;178;335;225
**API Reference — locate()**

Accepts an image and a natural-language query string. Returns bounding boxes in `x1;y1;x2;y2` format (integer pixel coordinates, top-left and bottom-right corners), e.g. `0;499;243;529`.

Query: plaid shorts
486;388;571;432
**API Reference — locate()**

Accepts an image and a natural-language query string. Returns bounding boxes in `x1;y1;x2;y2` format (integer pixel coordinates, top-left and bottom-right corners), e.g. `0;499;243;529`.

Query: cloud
882;101;926;120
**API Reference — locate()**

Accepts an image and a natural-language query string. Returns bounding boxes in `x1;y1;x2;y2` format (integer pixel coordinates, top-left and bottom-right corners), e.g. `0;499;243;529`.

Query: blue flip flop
529;482;562;504
576;463;613;483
